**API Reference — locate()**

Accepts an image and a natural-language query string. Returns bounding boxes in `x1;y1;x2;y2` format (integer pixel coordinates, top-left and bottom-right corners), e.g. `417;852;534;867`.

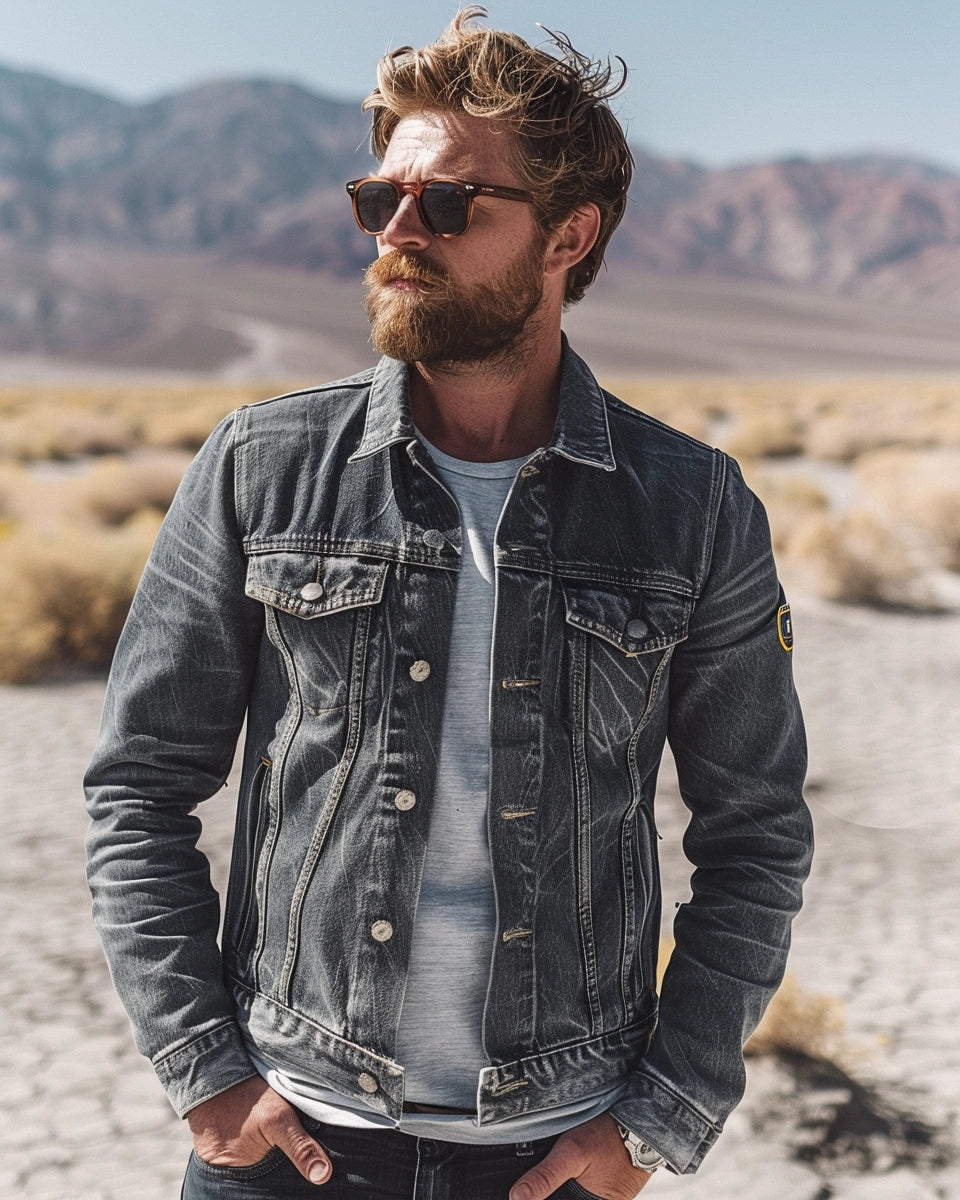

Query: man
86;9;813;1199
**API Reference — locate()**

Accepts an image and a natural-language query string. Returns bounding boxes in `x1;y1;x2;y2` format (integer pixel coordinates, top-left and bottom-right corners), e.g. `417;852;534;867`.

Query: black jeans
180;1115;601;1199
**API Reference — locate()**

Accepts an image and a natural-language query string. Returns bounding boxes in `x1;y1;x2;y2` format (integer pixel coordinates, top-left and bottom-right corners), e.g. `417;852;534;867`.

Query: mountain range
1;64;959;374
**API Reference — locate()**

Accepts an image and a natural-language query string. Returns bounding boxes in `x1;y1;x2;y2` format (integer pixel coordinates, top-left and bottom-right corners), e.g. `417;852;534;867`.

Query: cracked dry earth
2;595;959;1199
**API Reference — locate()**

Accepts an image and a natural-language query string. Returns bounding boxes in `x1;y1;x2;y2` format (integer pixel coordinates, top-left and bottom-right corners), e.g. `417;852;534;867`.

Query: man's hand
186;1076;332;1185
509;1112;654;1200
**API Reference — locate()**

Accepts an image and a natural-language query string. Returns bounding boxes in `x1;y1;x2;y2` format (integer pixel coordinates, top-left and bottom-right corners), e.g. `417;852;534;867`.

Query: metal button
394;789;417;811
625;618;648;639
358;1072;379;1094
409;659;431;682
422;529;445;549
371;919;394;942
519;463;539;478
299;582;324;601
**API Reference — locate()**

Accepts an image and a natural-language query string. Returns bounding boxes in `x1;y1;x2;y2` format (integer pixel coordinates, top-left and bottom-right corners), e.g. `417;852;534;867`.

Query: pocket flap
561;580;691;654
245;551;388;619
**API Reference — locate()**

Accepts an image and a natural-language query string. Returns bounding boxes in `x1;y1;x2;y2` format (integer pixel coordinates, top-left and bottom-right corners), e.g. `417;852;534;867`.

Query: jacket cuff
609;1071;722;1175
153;1019;258;1118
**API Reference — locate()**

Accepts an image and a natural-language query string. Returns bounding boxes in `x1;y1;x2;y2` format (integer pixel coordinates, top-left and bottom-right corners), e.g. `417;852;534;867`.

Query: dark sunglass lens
421;182;469;234
355;181;400;233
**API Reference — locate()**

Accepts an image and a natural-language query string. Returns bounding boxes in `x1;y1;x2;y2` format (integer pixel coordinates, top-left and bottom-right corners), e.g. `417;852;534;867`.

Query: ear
543;203;602;277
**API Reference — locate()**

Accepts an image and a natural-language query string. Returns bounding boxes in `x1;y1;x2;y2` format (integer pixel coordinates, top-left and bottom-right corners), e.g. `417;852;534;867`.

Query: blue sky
5;1;960;172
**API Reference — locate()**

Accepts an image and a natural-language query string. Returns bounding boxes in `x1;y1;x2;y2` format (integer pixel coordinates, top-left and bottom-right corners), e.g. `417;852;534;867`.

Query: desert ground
1;357;959;1198
3;598;958;1200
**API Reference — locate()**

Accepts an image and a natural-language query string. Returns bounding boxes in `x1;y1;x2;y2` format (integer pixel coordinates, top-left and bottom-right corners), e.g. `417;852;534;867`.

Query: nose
379;193;432;253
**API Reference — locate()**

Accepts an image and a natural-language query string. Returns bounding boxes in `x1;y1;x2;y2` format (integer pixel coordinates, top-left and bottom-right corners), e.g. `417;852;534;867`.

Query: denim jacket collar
348;334;616;472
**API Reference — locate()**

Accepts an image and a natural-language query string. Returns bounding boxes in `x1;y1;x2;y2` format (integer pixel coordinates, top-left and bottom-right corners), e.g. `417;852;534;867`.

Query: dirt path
1;595;958;1198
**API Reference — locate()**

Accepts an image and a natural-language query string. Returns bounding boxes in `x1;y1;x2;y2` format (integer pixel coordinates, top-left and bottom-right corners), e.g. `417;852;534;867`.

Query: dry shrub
608;377;960;466
0;381;303;684
0;463;22;520
648;403;713;444
602;379;729;443
137;392;250;450
745;974;847;1062
803;406;902;462
802;381;960;462
785;509;944;610
742;467;830;553
657;939;847;1064
0;465;79;537
1;375;955;677
853;447;960;570
721;411;805;460
782;446;960;608
656;937;674;990
0;466;94;534
932;399;960;447
73;452;191;526
0;511;162;683
0;381;285;461
0;403;138;461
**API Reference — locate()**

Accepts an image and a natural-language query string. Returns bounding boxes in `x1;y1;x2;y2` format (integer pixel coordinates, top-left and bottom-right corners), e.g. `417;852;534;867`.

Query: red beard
363;244;546;367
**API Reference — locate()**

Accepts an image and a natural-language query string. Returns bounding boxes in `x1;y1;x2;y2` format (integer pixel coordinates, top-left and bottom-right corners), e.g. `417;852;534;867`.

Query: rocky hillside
620;151;960;298
1;63;959;360
0;66;371;258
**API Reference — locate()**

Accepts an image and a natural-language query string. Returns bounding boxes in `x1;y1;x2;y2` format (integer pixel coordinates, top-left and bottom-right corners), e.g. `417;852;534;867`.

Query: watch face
617;1123;665;1171
634;1141;666;1170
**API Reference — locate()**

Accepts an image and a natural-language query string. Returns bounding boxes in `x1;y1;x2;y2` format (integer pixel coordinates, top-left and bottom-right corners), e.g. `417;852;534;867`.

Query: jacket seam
602;393;718;452
694;449;728;596
242;372;376;410
232;405;247;536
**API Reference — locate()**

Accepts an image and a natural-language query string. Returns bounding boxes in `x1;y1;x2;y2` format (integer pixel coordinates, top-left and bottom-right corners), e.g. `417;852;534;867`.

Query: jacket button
520;463;539;478
422;529;445;548
625;618;648;639
371;919;394;942
299;582;324;601
409;660;431;682
358;1072;379;1094
394;789;417;811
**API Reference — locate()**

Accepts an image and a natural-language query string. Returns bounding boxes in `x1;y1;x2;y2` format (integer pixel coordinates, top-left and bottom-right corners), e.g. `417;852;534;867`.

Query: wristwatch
616;1122;667;1172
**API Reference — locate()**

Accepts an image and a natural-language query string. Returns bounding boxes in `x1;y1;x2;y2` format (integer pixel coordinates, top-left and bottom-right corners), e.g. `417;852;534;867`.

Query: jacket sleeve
610;456;813;1172
84;410;263;1117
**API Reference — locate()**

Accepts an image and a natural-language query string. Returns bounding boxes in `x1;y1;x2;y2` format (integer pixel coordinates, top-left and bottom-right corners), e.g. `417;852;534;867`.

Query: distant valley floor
2;243;960;381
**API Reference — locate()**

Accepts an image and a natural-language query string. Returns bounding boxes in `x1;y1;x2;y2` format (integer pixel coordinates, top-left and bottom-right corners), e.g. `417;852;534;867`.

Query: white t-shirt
252;433;624;1142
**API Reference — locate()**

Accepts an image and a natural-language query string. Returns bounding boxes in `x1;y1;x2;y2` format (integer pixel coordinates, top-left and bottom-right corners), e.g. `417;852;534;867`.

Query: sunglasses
346;176;535;237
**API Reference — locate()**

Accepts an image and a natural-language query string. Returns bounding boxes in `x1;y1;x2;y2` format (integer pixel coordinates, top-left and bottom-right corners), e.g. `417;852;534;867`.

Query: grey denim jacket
85;341;812;1174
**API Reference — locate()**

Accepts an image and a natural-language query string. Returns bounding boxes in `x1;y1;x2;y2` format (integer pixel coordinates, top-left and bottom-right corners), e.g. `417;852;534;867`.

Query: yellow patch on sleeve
777;603;794;652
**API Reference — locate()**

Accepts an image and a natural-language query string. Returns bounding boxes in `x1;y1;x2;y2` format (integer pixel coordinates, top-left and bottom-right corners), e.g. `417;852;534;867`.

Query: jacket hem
476;1018;657;1124
233;982;407;1118
233;979;656;1126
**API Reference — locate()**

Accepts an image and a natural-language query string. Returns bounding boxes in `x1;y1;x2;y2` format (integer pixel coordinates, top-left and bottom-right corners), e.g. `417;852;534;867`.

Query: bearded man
86;10;813;1199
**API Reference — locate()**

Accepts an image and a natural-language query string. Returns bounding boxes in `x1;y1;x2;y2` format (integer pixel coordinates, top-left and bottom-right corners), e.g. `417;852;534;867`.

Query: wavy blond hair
362;6;632;305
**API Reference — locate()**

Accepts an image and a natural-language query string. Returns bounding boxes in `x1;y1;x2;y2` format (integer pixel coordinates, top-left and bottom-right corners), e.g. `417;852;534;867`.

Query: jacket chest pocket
559;578;692;740
245;549;389;714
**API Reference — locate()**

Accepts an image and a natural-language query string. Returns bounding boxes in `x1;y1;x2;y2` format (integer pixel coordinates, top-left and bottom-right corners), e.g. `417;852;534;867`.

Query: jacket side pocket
225;754;271;970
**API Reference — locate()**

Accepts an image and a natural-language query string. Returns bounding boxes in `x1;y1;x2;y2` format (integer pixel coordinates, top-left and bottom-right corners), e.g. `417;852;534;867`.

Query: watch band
615;1121;667;1172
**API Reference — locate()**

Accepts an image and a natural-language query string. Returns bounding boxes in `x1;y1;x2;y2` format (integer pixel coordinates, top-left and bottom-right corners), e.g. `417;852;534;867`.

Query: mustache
364;250;449;291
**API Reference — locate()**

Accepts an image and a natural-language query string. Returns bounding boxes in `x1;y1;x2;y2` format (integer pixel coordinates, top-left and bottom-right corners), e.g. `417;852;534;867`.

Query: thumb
270;1110;332;1186
509;1141;576;1200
